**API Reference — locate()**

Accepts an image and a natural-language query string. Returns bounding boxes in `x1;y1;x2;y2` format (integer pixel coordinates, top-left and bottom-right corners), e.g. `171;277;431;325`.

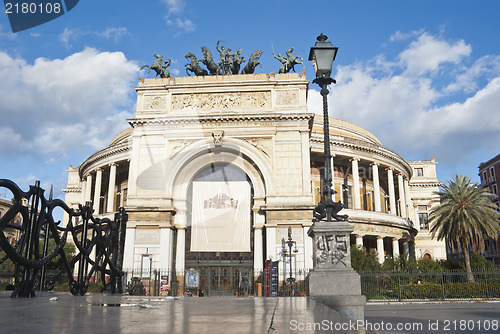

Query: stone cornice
62;187;81;194
409;182;442;188
79;142;131;178
310;132;412;176
128;112;314;128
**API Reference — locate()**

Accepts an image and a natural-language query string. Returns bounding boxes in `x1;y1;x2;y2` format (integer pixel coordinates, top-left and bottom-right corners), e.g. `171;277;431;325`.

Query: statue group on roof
141;41;305;78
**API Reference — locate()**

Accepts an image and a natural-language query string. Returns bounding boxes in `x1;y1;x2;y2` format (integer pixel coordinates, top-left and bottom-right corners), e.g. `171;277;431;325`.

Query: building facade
64;73;446;294
479;154;500;265
0;198;21;246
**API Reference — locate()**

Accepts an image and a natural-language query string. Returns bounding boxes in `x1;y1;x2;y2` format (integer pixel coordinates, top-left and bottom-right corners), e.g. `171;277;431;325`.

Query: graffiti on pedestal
316;234;349;267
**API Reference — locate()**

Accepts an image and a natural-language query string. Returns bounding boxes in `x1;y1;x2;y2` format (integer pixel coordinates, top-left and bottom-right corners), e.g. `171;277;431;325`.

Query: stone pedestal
307;220;366;321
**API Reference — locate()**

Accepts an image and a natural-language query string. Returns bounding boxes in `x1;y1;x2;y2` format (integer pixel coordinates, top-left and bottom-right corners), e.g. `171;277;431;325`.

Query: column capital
385;166;394;171
95;167;103;172
109;162;119;167
350;157;360;162
370;162;380;167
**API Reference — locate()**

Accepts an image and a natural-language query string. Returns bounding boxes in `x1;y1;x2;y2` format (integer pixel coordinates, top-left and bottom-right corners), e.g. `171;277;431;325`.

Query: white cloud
161;0;185;15
399;32;471;75
59;27;130;48
308;31;500;174
160;0;195;34
166;18;196;34
0;48;139;158
97;27;130;42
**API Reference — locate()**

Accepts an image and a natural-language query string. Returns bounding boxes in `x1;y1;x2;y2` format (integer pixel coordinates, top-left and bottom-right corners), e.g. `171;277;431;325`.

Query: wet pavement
0;291;372;334
3;291;497;333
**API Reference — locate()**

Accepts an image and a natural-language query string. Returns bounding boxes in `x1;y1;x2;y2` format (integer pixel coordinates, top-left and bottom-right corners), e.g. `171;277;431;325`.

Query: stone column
123;227;135;270
398;173;407;218
85;173;93;203
80;179;87;205
159;228;173;272
404;178;413;220
351;158;361;210
392;238;400;258
266;226;277;261
253;219;264;274
372;163;382;212
107;163;118;213
355;235;364;247
93;168;103;214
303;226;313;270
403;240;410;256
175;227;186;294
387;168;396;215
376;237;385;263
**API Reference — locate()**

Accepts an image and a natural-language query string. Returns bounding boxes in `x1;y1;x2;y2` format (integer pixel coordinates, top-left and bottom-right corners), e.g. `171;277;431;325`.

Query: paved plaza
365;301;500;334
0;291;372;334
1;291;499;333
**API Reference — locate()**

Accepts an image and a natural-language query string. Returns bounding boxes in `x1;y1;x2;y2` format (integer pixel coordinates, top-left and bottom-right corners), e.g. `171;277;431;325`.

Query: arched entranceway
185;163;254;296
169;142;271;296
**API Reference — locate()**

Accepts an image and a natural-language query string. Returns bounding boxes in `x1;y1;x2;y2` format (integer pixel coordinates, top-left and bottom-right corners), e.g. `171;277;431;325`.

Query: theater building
64;73;446;294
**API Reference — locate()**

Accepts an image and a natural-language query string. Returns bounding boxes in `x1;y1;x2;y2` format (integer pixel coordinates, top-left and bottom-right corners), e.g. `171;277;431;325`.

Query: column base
307;268;366;321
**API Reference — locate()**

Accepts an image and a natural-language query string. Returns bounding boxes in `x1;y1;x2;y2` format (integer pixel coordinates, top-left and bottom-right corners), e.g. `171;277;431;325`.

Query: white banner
191;181;251;252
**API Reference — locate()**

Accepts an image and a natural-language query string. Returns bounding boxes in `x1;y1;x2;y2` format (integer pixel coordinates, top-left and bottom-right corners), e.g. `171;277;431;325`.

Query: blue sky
1;0;500;201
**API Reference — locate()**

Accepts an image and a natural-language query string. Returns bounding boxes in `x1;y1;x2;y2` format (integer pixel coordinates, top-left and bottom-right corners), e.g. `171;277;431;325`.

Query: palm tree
429;175;500;282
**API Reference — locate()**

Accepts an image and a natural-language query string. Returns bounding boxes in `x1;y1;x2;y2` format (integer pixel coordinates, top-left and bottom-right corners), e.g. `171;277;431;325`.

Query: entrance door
196;266;252;296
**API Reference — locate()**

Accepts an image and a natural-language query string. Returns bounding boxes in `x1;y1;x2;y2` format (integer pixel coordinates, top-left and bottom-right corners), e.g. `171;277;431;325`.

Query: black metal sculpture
0;179;127;297
141;54;171;78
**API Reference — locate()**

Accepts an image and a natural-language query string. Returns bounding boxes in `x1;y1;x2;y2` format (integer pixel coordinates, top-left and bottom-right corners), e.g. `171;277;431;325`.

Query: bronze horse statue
229;48;245;75
185;52;208;76
241;50;262;74
284;47;305;73
141;54;171;78
200;46;220;75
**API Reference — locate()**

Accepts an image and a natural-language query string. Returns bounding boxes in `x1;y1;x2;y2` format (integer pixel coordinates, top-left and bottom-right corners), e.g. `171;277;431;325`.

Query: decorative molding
276;89;300;106
212;130;224;147
169;140;196;159
244;138;272;158
171;91;270;111
79;142;131;177
143;94;167;111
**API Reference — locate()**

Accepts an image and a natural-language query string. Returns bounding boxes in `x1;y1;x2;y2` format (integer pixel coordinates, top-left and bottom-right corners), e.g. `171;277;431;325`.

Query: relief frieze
171;91;270;111
143;95;167;111
276;89;300;106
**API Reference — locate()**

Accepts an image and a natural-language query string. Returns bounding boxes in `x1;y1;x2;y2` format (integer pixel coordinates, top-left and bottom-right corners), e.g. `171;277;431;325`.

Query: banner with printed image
191;181;251;252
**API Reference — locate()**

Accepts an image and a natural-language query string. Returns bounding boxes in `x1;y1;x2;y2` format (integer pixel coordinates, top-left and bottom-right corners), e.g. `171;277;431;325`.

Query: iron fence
121;268;310;297
360;269;500;301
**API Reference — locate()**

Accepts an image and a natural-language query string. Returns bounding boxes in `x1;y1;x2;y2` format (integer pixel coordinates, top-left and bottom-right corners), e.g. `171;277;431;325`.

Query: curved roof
311;114;381;146
110;127;133;146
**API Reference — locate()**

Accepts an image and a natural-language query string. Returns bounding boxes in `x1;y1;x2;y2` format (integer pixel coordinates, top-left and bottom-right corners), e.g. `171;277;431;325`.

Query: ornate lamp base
307;220;366;321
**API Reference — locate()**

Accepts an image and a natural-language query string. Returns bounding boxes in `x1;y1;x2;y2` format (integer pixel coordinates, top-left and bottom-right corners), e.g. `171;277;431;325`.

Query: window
490;167;496;178
492;184;498;197
418;205;429;230
419;212;429;230
483;171;487;183
414;168;424;176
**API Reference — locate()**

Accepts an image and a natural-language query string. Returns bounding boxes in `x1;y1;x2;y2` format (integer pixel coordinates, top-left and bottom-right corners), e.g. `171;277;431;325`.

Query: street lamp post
281;227;299;296
309;33;340;222
307;34;366;321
